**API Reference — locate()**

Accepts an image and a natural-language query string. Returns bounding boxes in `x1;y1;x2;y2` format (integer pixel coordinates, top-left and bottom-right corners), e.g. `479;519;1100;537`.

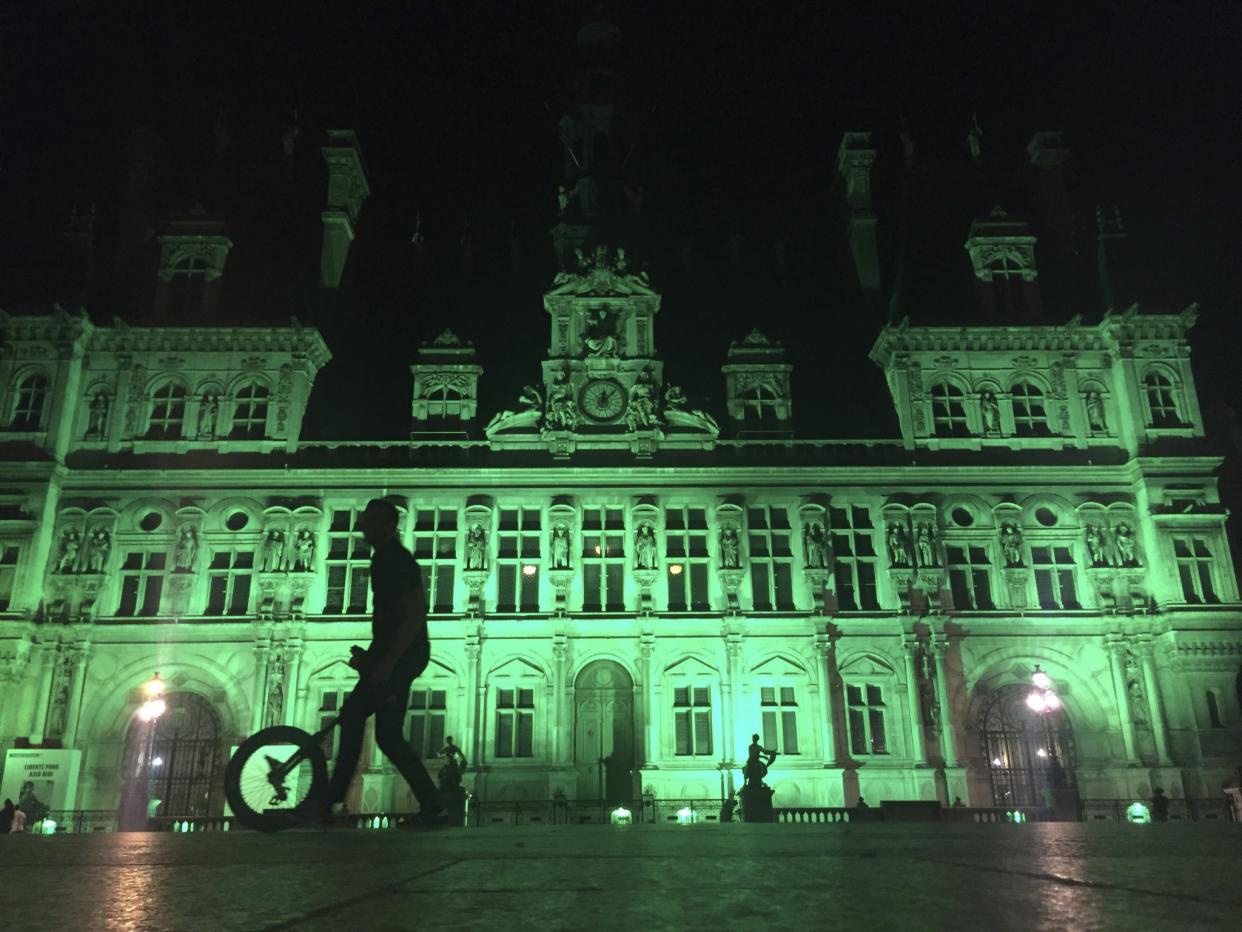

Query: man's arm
370;584;428;686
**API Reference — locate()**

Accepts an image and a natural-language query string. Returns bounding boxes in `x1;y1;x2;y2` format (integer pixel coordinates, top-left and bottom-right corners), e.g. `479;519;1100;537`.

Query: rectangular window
1030;545;1079;609
1173;536;1219;604
205;550;254;615
116;551;166;616
496;508;541;613
324;508;371;614
665;506;710;611
673;686;713;756
947;544;994;610
0;543;19;611
495;687;535;758
748;506;794;611
830;506;879;610
760;685;799;754
412;507;458;613
582;507;625;611
407;688;447;759
846;683;888;755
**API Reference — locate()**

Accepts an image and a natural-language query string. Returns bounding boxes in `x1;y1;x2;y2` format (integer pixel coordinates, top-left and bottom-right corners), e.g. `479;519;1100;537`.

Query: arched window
230;382;270;438
1143;373;1181;427
1206;691;1223;728
743;385;780;422
930;383;968;436
1011;382;1049;436
147;382;187;438
9;373;49;430
166;255;209;317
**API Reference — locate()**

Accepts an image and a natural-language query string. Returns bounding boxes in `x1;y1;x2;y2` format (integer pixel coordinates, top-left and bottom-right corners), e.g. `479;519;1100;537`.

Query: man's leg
374;697;442;814
322;682;372;806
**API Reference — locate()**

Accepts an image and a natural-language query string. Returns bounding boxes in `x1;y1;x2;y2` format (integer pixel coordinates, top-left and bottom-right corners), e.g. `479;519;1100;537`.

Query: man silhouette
307;498;446;826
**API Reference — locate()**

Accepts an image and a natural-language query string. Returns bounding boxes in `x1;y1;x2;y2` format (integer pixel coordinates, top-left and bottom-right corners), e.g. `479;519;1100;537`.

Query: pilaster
901;634;928;765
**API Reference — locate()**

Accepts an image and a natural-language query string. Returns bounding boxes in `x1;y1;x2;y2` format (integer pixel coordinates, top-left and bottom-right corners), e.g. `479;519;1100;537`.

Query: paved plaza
1;822;1239;930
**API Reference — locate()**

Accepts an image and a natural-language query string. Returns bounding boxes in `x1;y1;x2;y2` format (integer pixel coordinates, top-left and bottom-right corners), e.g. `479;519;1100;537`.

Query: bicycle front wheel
225;726;328;833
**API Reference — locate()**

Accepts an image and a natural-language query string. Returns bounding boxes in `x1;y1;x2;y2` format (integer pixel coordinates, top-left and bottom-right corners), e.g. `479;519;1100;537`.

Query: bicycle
225;647;386;832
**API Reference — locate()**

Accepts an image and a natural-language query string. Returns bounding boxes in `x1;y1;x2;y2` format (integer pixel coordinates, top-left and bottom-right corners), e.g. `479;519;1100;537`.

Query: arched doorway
979;684;1075;807
123;692;224;817
573;660;635;805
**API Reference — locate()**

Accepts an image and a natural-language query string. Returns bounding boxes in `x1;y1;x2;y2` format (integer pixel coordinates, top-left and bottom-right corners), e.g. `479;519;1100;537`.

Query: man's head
359;499;400;547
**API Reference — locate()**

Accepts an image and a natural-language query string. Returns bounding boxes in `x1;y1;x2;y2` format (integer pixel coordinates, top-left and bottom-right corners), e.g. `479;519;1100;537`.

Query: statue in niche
266;651;285;727
261;529;286;573
980;391;1000;433
634;523;658;570
919;680;941;735
47;663;72;737
1086;391;1107;432
551;524;571;569
56;528;82;574
1113;523;1138;566
915;523;937;567
198;394;218;438
545;370;577;431
1125;658;1147;723
557;183;571;213
719;526;741;569
803;521;829;569
887;523;911;567
86;527;111;573
87;392;110;438
174;526;198;572
583;307;620;358
465;524;488;571
438;736;467;792
625;371;659;431
1085;523;1108;566
999;523;1024;567
293;528;316;572
663;384;687;410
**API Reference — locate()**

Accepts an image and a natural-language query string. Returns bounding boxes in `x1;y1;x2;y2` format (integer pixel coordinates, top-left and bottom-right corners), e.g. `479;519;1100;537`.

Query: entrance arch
979;684;1076;807
573;660;635;804
123;692;224;817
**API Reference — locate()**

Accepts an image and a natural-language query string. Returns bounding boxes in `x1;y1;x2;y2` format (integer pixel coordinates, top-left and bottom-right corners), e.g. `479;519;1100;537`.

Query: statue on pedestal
551;524;571;569
999;523;1024;567
803;521;829;569
635;523;658;570
438;736;468;792
980;391;1000;433
56;529;82;574
465;524;488;571
87;392;110;438
174;526;199;572
740;733;778;823
887;523;911;567
719;526;741;569
1086;391;1107;432
261;530;286;573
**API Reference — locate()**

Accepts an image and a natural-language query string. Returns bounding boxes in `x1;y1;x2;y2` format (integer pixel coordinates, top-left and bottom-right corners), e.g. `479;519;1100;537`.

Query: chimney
837;132;881;293
319;130;371;290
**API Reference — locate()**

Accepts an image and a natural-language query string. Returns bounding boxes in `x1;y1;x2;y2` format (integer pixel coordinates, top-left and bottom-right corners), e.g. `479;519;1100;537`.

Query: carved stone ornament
999;522;1024;567
547;244;656;297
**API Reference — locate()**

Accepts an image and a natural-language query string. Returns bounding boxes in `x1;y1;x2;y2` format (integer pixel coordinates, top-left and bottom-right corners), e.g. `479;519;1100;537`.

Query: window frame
672;684;714;757
747;505;795;612
759;683;800;755
204;548;254;616
830;505;879;610
495;507;541;613
1010;381;1050;436
930;382;969;436
323;507;372;615
945;542;995;610
1171;533;1219;604
493;686;536;759
845;681;889;756
412;507;459;614
581;506;625;612
1029;543;1080;610
664;505;711;612
229;381;271;438
146;381;188;439
9;372;50;431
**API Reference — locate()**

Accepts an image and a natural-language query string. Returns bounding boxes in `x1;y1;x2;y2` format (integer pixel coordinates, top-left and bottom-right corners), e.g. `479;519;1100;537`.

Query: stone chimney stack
319;130;370;290
837;132;881;293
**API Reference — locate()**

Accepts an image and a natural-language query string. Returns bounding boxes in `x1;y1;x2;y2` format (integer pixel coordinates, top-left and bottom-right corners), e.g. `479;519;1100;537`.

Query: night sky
3;1;1240;441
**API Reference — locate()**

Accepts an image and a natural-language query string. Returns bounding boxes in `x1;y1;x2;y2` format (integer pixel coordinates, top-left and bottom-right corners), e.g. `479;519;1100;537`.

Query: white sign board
1;748;82;821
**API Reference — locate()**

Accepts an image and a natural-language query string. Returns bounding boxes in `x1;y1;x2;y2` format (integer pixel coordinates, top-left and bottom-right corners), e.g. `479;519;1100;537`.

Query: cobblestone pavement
1;822;1240;931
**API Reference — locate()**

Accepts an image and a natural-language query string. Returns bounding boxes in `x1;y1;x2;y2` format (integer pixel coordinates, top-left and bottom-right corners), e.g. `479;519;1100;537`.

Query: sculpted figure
545;371;577;431
57;529;81;574
465;524;488;571
87;527;111;573
551;523;571;569
584;307;619;358
519;384;543;413
719;526;741;569
438;736;468;792
980;391;1000;433
174;525;199;572
294;528;316;571
626;373;659;431
1114;523;1137;566
887;523;910;567
262;529;286;573
915;523;937;567
635;523;658;570
88;392;110;437
663;384;687;409
198;394;218;438
999;523;1024;567
1085;391;1107;432
1086;524;1107;566
803;521;829;569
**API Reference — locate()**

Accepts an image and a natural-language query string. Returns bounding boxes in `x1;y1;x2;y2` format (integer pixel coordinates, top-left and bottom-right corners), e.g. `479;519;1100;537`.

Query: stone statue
919;680;940;734
1085;523;1108;566
999;523;1024;567
438;736;467;791
1114;523;1137;566
557;184;571;213
719;526;741;569
266;673;284;728
174;526;198;572
86;527;111;573
803;521;829;569
584;307;620;358
887;523;910;567
551;524;571;569
519;384;543;413
261;529;286;573
293;528;316;572
743;734;776;788
915;523;937;568
87;392;110;437
980;391;1000;433
545;371;578;431
635;523;658;570
1086;391;1107;432
198;394;218;438
663;384;687;410
56;529;82;574
1127;678;1147;722
625;372;659;431
465;524;488;571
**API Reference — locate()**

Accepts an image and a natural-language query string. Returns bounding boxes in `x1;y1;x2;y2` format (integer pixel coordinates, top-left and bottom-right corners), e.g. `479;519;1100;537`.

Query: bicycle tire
225;725;328;833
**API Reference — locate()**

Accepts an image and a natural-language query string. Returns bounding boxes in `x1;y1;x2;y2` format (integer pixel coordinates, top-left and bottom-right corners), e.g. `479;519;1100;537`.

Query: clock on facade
579;379;627;422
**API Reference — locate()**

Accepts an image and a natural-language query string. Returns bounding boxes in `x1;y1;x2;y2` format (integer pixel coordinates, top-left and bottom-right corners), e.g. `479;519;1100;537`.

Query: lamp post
118;673;166;830
1026;666;1070;816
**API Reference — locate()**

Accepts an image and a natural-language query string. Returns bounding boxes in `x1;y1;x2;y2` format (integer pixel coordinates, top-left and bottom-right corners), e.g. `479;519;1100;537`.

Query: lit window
846;684;887;755
497;508;540;613
582;507;624;611
9;374;49;430
930;383;969;436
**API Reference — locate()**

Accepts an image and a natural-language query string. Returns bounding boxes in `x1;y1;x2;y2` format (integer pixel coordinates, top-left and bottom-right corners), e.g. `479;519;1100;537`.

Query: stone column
722;634;743;766
1138;642;1173;765
62;641;92;747
462;635;482;766
250;640;270;732
283;637;305;727
902;635;928;765
639;635;656;767
930;634;958;767
813;635;838;765
28;641;59;743
1105;637;1139;762
552;636;568;763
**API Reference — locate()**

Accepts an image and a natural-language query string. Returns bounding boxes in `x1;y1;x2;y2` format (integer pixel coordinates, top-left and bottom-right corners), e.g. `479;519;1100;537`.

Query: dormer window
743;383;781;422
147;381;187;439
230;382;270;438
1011;382;1049;436
166;255;209;317
1143;372;1182;427
9;373;49;430
931;383;969;436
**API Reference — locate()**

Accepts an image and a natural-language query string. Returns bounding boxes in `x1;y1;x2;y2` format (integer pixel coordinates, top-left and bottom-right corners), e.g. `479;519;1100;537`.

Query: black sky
3;0;1240;440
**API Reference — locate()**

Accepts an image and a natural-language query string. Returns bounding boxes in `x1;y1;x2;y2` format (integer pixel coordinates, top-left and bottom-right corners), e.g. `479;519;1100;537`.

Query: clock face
579;379;626;422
